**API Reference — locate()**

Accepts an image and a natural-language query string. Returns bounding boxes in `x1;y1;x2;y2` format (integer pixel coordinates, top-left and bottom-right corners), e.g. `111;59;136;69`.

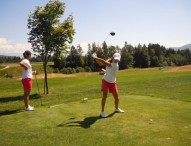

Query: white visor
113;53;121;61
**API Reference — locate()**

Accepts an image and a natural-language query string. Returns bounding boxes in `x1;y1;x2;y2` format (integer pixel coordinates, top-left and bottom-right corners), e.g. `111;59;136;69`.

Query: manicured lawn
0;68;191;146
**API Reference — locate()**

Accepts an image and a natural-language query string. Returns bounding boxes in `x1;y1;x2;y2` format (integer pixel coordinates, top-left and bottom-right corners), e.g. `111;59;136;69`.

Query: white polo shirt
21;59;32;79
103;63;119;83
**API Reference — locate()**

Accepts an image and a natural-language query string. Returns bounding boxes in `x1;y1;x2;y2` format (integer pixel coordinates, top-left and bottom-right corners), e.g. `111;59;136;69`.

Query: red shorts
101;79;118;94
22;78;32;90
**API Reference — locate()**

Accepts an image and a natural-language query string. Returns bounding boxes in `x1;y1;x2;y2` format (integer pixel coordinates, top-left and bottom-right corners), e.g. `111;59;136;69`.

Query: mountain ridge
170;44;191;50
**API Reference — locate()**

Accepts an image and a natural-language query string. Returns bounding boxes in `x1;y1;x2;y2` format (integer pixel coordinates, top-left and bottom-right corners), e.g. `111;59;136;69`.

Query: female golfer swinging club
92;51;124;118
19;50;35;111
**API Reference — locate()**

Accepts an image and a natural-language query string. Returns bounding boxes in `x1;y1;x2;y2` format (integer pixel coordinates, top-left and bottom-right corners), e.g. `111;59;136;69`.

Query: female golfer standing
19;50;35;111
92;52;124;118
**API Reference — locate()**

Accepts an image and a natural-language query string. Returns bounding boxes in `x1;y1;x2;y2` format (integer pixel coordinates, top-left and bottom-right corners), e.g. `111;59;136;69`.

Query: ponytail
23;52;27;58
23;50;32;59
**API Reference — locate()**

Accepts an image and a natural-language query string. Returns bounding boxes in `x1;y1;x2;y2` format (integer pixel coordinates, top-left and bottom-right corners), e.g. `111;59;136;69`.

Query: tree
102;41;108;59
141;45;150;68
76;45;84;67
170;54;187;66
28;0;75;94
66;45;84;68
108;45;117;58
150;56;160;67
118;42;133;69
119;47;134;69
133;44;142;67
84;44;95;71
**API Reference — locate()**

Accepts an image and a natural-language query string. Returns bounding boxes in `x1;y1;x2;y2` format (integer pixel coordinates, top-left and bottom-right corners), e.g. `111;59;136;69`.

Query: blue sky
0;0;191;56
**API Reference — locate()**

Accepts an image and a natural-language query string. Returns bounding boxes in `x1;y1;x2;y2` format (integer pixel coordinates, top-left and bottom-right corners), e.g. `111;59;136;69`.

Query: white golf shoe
115;108;125;113
25;105;35;111
100;112;107;118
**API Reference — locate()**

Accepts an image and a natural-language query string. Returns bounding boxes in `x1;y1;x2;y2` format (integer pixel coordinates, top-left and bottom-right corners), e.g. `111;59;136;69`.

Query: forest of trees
1;42;191;74
52;42;191;73
0;55;21;63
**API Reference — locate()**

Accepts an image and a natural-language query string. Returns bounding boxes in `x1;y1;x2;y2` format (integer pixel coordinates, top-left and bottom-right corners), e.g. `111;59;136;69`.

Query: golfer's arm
19;61;28;70
106;58;112;62
94;57;111;67
96;60;105;66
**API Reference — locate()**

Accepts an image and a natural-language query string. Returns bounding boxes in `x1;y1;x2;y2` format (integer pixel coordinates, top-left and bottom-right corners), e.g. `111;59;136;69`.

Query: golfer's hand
20;62;28;70
32;71;37;74
23;63;29;70
92;53;97;59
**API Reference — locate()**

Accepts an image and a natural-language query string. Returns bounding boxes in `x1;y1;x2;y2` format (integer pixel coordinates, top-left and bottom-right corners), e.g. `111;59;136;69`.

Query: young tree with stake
28;0;75;94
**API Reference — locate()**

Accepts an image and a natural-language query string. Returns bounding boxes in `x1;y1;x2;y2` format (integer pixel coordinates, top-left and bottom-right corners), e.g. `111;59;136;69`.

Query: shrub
53;68;60;73
84;66;92;72
76;67;85;73
60;67;75;74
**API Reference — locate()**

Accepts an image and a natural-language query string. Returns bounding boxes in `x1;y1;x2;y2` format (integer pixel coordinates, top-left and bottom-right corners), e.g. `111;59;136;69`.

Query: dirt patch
32;72;98;79
167;65;191;72
33;73;76;79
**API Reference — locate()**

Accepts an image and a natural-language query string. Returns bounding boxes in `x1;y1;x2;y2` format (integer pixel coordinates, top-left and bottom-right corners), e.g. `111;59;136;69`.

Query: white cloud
0;37;31;56
0;38;91;56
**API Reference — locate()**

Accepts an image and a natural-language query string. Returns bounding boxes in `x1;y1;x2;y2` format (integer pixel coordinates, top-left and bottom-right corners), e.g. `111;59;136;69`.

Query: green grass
119;69;191;102
0;68;191;146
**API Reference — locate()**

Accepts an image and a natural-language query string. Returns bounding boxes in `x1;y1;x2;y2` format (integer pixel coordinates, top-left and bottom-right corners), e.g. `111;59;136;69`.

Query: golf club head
110;32;115;36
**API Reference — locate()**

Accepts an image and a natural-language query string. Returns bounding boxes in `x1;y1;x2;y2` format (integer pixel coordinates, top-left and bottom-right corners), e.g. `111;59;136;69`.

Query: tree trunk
43;59;49;94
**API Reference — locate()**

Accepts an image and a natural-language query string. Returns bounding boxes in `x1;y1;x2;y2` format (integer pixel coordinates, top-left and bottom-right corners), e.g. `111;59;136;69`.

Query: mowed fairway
0;66;191;146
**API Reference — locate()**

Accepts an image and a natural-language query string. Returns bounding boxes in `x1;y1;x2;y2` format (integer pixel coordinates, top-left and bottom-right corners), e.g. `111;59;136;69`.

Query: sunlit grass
0;68;191;146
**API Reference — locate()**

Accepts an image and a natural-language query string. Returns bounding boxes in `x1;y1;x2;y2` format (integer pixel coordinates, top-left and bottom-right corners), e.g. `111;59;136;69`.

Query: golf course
0;64;191;146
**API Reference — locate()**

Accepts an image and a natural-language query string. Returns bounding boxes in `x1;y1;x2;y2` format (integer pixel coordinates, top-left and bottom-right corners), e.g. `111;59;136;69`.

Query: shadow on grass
0;94;41;116
0;109;24;116
0;93;41;103
57;112;116;129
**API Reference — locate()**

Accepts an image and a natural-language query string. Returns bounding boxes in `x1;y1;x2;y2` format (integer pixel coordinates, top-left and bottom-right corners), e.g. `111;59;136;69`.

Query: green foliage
134;44;151;68
0;56;20;63
53;68;60;73
150;56;160;67
119;47;134;69
76;67;85;73
66;46;84;68
170;54;188;66
2;42;191;71
54;42;191;72
2;43;191;72
84;66;92;72
28;0;75;55
28;0;75;94
60;67;75;74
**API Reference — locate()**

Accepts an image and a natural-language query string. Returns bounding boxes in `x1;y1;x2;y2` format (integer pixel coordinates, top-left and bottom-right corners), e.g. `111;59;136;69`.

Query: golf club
103;32;115;42
33;71;43;106
95;32;116;53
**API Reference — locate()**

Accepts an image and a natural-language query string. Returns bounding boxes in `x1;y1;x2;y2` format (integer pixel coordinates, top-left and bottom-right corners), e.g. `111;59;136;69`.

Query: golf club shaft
35;74;40;93
94;32;115;54
103;34;111;42
95;34;111;53
35;73;42;105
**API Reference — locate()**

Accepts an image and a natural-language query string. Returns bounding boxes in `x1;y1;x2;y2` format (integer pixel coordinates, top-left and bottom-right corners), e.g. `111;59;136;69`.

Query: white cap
113;53;121;61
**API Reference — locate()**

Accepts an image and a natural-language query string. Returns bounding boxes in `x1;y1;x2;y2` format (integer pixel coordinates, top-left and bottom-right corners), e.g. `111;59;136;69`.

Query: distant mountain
171;44;191;50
